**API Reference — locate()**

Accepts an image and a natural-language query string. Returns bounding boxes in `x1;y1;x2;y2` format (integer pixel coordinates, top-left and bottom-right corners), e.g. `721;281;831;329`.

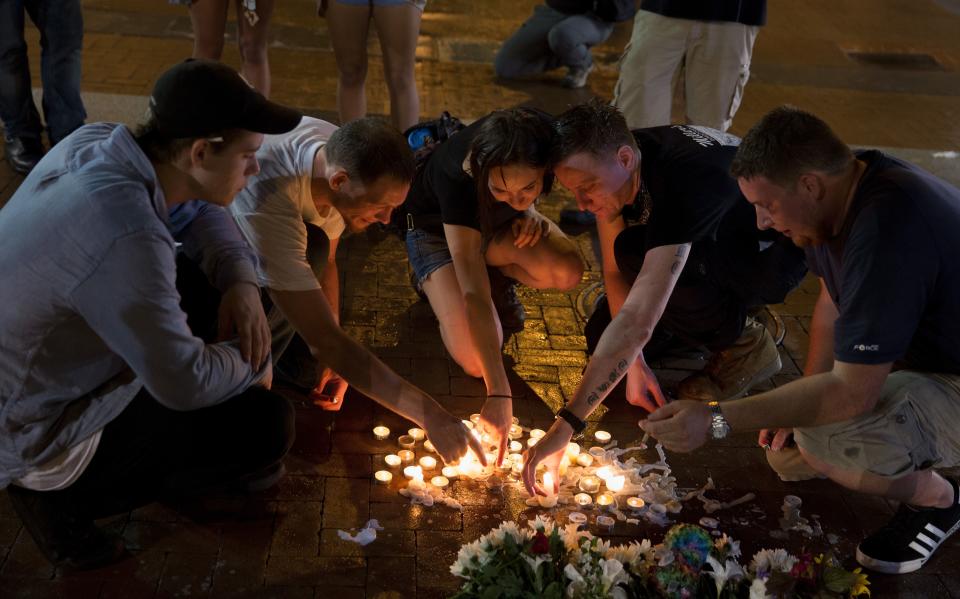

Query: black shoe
487;267;525;334
7;486;128;570
4;135;45;175
856;478;960;574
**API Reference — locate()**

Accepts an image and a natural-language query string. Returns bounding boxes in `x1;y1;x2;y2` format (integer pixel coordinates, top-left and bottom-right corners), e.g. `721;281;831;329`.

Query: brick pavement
3;0;960;596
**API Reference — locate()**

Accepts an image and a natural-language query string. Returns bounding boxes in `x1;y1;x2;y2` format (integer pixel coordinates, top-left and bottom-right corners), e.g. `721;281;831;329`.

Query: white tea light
594;430;612;444
373;426;391;441
597;515;615;530
398;435;416;449
578;476;601;494
576;453;594;467
595;466;613;480
374;470;393;484
509;440;523;453
430;475;449;489
568;511;588;525
384;454;402;468
596;492;614;507
588;446;606;459
403;465;424;480
565;443;581;458
574;493;593;506
605;475;626;493
626;497;645;509
508;424;523;439
423;440;436;453
537;472;558;508
462;419;474;430
419;456;437;470
408;428;425;441
527;437;539;448
529;428;546;440
397;449;415;464
469;413;482;425
441;466;458;478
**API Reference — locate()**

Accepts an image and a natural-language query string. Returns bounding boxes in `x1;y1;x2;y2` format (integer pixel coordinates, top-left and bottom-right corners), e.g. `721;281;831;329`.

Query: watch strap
556;407;587;434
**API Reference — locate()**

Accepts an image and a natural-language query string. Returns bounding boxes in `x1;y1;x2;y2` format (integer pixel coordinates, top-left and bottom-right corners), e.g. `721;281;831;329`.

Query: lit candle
374;470;393;484
626;497;645;509
462;419;474;430
384;454;402;468
419;456;437;470
485;452;498;467
509;424;523;439
576;453;593;467
511;461;523;476
529;428;546;440
469;413;482;425
398;435;415;449
578;476;601;493
574;493;593;506
408;428;425;442
397;449;415;464
508;452;523;464
423;440;436;453
441;466;458;479
511;416;520;425
537;472;558;508
527;437;539;448
605;475;626;493
595;466;614;480
565;443;581;459
403;465;424;480
594;430;612;444
596;492;614;507
597;515;615;531
481;433;493;445
430;475;450;489
373;426;391;441
509;440;523;453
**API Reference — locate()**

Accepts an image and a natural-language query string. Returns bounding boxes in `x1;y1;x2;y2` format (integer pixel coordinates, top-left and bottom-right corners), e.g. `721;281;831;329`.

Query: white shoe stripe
915;532;936;549
925;523;947;538
909;541;932;557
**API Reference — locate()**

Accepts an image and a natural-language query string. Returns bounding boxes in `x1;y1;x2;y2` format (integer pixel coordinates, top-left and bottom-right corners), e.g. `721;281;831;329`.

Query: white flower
451;539;490;578
604;539;653;570
705;555;744;595
562;523;590;552
600;558;629;590
714;533;742;559
528;514;555;535
749;577;770;599
523;554;553;574
489;521;526;547
750;548;797;577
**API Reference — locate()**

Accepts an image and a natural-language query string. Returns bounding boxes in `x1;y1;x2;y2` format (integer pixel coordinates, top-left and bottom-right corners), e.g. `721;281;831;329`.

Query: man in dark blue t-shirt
642;106;960;576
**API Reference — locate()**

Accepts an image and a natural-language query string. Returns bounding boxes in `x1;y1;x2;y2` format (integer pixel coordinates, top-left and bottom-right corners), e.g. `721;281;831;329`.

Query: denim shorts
334;0;427;9
405;227;452;291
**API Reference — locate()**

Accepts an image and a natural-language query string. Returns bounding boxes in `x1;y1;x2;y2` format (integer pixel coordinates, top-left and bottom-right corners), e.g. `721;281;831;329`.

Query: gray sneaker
561;63;595;89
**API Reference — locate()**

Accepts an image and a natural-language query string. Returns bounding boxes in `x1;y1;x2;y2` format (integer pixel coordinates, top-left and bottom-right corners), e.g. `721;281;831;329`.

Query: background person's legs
373;1;422;130
612;10;690;129
683;20;759;132
234;0;274;95
31;0;85;144
0;0;45;173
547;12;614;87
189;0;229;61
494;5;568;79
327;1;373;124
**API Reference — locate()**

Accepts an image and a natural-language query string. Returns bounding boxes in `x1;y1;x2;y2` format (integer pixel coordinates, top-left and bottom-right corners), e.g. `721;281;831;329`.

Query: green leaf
822;566;858;593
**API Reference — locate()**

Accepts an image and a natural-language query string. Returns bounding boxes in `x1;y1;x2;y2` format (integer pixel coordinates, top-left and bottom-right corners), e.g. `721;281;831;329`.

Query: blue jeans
494;4;614;78
0;0;86;143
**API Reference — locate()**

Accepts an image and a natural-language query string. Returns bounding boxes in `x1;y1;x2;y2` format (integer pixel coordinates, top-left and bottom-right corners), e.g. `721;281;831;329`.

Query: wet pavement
2;0;960;597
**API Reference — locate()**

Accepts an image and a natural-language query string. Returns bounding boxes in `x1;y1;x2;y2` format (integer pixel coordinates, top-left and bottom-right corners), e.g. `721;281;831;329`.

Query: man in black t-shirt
642;106;960;576
556;101;805;412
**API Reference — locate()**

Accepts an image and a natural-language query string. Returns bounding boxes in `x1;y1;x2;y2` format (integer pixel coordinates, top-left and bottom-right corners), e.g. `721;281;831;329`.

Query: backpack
402;111;466;168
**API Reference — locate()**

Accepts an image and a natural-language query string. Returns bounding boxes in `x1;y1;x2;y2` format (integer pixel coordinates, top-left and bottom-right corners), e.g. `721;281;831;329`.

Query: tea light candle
397;449;415;464
594;430;612;444
527;437;539;448
537;472;558;508
597;515;615;531
423;440;436;453
462;419;474;430
408;428;425;442
578;476;601;493
373;426;391;441
588;446;606;459
596;492;614;507
441;466;458;479
626;497;645;509
650;503;667;515
576;453;594;467
374;470;393;484
574;493;593;506
384;454;402;468
565;443;581;459
485;452;498;467
419;456;437;470
605;475;626;493
568;511;588;525
512;416;520;425
509;424;523;439
595;466;613;480
469;413;482;425
403;465;424;480
430;475;449;489
398;435;415;449
509;440;523;453
511;460;523;476
529;428;546;440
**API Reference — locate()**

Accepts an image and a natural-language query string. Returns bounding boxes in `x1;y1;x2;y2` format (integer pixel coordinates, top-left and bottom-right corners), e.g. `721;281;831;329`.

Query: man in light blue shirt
0;60;301;570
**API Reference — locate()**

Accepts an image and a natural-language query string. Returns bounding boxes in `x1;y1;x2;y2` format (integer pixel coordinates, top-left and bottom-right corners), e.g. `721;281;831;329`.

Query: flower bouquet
450;517;870;598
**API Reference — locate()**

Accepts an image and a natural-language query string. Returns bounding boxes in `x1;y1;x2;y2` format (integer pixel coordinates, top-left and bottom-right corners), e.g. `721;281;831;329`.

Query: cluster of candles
372;422;649;517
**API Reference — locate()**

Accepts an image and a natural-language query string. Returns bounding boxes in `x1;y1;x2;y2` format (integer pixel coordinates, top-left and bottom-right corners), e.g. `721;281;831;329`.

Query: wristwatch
707;401;731;439
556;407;586;435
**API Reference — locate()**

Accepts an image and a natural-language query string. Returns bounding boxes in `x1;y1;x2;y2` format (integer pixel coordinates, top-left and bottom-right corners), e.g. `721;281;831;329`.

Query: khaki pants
795;371;960;479
612;10;759;132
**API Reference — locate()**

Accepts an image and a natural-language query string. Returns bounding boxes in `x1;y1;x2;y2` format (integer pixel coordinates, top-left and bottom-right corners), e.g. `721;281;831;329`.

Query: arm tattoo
586;359;631;406
670;261;683;275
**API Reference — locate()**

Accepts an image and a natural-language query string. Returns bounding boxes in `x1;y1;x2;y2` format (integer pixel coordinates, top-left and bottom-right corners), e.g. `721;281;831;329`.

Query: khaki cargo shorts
794;371;960;478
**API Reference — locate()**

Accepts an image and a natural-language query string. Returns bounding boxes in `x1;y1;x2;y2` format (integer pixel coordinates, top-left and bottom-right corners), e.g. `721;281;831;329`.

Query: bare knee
338;61;368;87
238;35;268;67
384;65;415;94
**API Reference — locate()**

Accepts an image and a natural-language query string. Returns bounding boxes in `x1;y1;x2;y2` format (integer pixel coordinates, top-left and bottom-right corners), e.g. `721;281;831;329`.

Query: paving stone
155;552;218;598
318;529;416;558
322;478;370;529
265;555;366;587
542;306;580;335
416;531;463;592
0;578;103;598
366;556;416;597
369;502;462;531
123;520;222;555
271;501;323;557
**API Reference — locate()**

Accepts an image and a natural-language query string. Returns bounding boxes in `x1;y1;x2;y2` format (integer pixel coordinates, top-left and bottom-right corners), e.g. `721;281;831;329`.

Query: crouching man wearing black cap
0;60;302;570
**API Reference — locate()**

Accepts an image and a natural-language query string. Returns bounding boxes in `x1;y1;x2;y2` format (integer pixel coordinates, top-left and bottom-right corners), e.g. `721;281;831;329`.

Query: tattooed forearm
586;359;630;406
670;261;683;275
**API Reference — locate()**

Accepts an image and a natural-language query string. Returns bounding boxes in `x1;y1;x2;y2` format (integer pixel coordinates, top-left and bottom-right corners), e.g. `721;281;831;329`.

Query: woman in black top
402;108;584;462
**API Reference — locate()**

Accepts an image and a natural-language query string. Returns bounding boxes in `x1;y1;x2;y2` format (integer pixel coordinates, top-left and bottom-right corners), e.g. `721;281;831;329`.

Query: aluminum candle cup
469;413;482;425
576;453;594;467
509;424;523;439
403;465;424;480
568;511;588;524
594;430;612;444
398;435;416;449
431;476;449;489
578;476;601;494
397;449;415;464
423;440;436;453
373;426;391;441
408;428;425;442
374;470;393;484
509;440;523;453
441;466;458;479
527;437;539;448
419;456;437;470
574;493;593;507
529;429;546;440
596;492;614;507
384;454;402;468
626;497;645;509
597;515;615;531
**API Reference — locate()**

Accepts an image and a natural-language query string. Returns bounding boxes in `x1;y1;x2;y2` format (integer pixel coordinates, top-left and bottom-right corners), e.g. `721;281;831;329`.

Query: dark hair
134;116;241;163
326;117;416;185
730;106;854;186
553;99;637;163
469;107;555;239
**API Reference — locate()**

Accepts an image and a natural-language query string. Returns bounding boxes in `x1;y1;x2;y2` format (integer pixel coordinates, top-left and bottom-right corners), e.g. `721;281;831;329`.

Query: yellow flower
850;567;871;597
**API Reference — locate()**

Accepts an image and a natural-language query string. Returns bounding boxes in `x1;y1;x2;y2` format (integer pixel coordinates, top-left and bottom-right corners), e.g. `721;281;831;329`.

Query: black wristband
556;407;586;434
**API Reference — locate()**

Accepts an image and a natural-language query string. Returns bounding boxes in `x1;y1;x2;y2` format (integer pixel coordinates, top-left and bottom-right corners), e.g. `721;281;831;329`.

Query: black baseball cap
149;59;302;138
